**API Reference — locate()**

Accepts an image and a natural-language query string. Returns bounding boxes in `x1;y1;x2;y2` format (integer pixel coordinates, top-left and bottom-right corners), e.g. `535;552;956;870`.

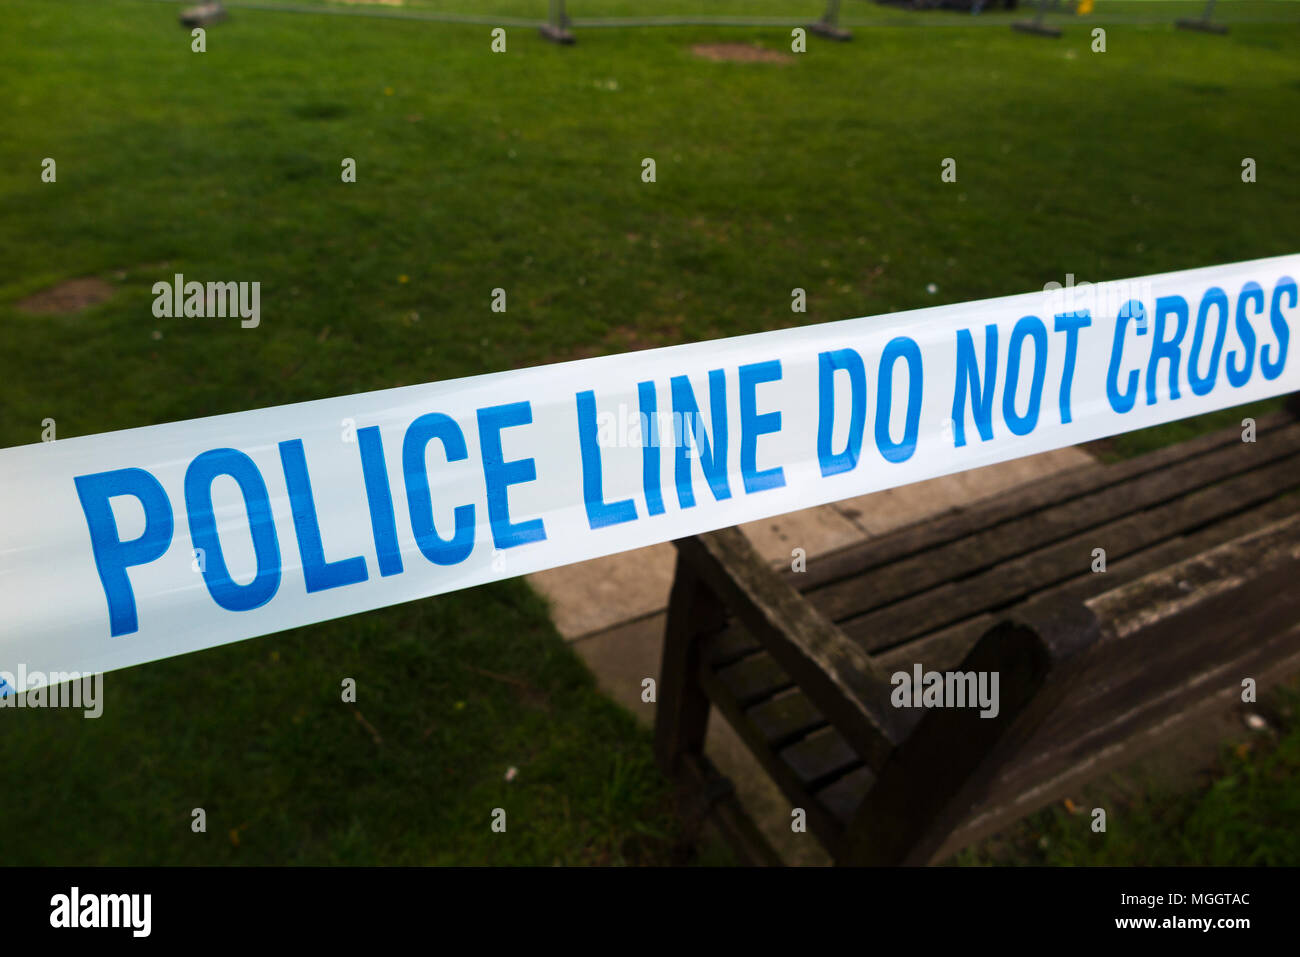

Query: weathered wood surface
934;630;1300;861
874;492;1300;676
676;528;903;770
653;553;724;774
791;409;1297;593
843;601;1100;864
746;689;828;749
866;513;1300;862
677;752;784;866
821;426;1300;624
691;413;1300;672
698;661;847;844
689;464;1299;777
803;495;1300;838
659;404;1300;864
838;450;1300;650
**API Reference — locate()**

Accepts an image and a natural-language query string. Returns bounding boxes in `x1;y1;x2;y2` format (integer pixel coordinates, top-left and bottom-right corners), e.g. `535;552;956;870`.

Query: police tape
2;254;1297;690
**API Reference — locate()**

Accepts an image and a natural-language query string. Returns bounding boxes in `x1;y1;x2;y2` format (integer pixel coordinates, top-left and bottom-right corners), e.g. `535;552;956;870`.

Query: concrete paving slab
529;542;678;640
569;613;664;727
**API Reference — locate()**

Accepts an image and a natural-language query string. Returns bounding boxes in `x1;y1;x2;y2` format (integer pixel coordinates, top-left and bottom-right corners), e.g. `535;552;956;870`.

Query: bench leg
654;551;724;774
678;752;785;866
655;550;735;861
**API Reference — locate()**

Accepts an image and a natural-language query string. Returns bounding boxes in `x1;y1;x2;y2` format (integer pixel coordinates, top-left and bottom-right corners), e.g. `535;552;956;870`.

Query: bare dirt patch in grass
691;44;794;65
17;277;115;314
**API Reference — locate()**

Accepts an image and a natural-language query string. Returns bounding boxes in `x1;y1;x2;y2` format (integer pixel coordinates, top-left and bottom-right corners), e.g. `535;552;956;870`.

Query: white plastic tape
2;255;1297;690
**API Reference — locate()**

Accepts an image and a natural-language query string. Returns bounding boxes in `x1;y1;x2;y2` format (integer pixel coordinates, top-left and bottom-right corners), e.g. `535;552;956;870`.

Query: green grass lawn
2;0;1298;864
0;583;690;864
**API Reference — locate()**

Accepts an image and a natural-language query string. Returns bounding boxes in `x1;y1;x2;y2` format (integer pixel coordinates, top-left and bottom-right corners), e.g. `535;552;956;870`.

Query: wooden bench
654;397;1300;865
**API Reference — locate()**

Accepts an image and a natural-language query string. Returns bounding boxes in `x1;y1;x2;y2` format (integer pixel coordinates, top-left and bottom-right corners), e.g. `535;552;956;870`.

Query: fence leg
1012;0;1063;37
809;0;853;41
540;0;576;44
1176;0;1229;34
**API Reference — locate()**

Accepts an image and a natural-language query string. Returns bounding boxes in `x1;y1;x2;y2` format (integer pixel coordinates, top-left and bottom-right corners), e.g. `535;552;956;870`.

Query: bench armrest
1086;512;1300;642
676;527;904;770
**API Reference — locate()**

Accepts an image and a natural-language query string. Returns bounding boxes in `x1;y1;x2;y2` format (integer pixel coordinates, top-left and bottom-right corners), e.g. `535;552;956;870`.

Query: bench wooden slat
814;765;875;826
706;626;767;669
813;421;1300;624
713;652;794;708
874;493;1300;675
703;491;1300;759
839;451;1300;651
691;417;1300;679
778;726;864;790
698;661;846;845
745;689;830;749
786;410;1296;593
1087;511;1300;637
